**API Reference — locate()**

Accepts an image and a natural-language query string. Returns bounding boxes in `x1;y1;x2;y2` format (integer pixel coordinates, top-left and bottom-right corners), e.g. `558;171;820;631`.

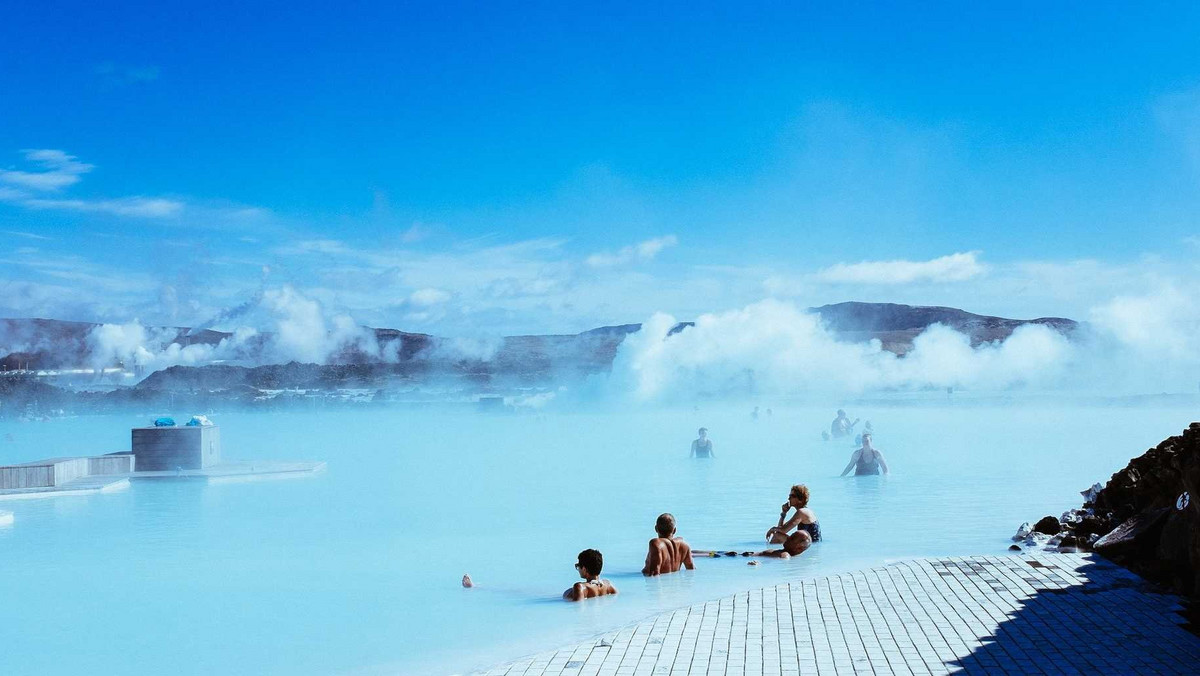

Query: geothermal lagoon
0;400;1194;675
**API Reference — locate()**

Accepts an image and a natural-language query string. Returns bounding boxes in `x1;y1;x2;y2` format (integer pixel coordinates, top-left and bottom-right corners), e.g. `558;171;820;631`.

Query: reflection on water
0;403;1194;675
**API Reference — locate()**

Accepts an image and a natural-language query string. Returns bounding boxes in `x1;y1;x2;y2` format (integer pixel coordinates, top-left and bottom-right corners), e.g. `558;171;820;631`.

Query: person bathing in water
643;513;695;576
690;427;714;458
563;549;618;601
695;531;813;559
830;409;860;439
854;420;874;446
766;484;822;544
840;433;889;476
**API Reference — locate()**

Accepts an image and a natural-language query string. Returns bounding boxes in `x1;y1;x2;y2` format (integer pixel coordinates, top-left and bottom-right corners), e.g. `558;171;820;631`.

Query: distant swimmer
642;513;695;576
461;574;474;588
840;433;889;476
854;420;874;446
752;406;759;420
697;531;812;559
563;549;618;602
766;484;822;544
830;409;860;439
690;427;714;458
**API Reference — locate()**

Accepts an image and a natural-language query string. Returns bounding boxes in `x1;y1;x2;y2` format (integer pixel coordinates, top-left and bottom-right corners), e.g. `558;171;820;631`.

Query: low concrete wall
52;458;88;486
0;458;88;489
88;454;135;475
0;454;133;489
0;465;53;489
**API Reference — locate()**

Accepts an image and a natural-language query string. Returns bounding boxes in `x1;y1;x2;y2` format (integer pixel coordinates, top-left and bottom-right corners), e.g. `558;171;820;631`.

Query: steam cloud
609;293;1200;401
609;300;1072;400
83;285;383;373
59;284;1200;397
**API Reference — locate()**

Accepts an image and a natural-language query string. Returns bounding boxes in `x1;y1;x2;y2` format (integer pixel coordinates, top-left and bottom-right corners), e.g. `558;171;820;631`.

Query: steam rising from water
84;285;382;370
70;284;1200;397
610;300;1072;400
610;291;1200;399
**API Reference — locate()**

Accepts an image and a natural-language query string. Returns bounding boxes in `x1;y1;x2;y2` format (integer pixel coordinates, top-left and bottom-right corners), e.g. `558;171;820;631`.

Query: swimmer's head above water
655;513;677;538
788;484;810;509
575;548;603;581
783;531;813;555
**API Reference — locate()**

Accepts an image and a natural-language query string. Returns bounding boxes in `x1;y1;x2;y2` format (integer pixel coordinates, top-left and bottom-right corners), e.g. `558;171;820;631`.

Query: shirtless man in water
563;549;618;601
643;513;695;576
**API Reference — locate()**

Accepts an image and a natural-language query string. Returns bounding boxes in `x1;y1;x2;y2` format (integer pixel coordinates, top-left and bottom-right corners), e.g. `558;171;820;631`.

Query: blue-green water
0;402;1194;675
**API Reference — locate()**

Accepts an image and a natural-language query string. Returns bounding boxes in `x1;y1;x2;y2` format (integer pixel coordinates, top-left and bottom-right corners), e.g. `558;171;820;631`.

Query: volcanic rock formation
1020;423;1200;599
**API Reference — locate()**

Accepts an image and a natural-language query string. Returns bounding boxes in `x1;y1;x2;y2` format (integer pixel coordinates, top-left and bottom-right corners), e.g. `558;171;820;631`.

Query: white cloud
1;230;51;240
21;196;184;218
586;235;678;267
0;149;93;192
273;239;353;256
401;222;430;243
408;288;451;306
815;251;986;284
0;149;264;223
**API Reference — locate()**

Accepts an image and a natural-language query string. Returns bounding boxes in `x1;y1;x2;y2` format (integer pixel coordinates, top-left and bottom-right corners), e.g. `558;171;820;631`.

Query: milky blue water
0;401;1196;675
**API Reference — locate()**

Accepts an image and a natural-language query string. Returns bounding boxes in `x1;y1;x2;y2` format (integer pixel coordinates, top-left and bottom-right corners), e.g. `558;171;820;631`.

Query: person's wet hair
837;409;845;416
655;513;676;537
784;531;813;555
790;484;810;508
862;433;872;443
577;549;603;576
698;427;707;435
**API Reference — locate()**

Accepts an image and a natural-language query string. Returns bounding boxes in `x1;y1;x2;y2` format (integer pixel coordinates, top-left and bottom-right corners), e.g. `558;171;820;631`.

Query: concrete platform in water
0;462;324;499
127;460;327;483
0;422;324;499
0;475;131;500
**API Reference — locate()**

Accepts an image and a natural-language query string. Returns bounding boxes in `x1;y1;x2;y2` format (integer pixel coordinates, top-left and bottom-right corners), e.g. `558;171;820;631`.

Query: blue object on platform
154;417;176;427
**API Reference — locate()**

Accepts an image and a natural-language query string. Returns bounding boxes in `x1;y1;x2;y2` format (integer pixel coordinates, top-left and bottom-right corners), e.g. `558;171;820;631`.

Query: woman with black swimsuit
690;427;714;458
840;433;889;477
766;484;822;544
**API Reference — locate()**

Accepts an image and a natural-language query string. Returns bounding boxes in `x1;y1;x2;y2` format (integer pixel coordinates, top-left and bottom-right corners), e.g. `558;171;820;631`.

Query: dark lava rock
1075;515;1104;537
1009;544;1021;551
1034;516;1061;535
1094;508;1171;552
1081;422;1200;599
1059;535;1079;549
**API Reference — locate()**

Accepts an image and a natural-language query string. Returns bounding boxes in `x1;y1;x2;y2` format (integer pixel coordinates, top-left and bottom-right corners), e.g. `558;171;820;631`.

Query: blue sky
2;2;1200;334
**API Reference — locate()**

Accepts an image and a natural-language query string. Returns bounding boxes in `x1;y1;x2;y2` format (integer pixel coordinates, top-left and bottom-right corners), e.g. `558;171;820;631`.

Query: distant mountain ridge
810;302;1078;355
0;302;1078;376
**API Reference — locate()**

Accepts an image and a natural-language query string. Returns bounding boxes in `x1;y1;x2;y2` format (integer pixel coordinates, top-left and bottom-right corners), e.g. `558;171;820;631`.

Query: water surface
0;402;1194;674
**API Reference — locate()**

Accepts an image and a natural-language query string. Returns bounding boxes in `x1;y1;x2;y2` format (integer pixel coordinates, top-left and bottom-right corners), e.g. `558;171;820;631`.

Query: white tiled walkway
472;553;1200;675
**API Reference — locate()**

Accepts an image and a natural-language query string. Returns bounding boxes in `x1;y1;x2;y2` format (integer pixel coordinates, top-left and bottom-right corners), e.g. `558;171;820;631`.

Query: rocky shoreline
1016;422;1200;599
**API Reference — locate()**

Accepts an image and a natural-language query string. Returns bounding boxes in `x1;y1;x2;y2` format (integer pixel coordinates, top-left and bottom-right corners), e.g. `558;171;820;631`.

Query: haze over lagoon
4;3;1200;676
